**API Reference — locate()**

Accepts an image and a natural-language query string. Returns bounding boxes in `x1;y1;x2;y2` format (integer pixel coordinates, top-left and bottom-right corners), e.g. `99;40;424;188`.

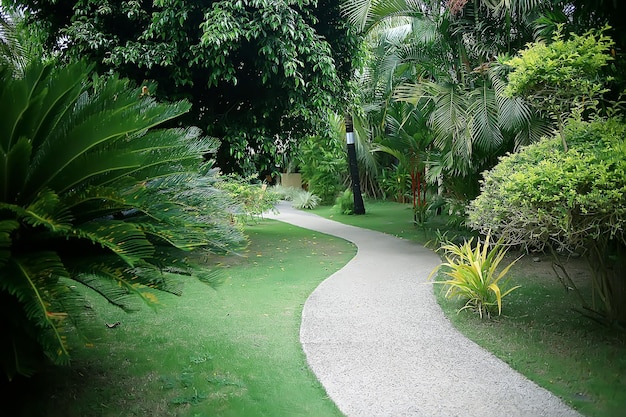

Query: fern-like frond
0;220;19;268
1;136;32;201
426;83;470;155
0;61;50;177
73;221;154;267
393;81;424;105
62;183;137;223
69;260;154;312
23;73;191;201
467;82;503;153
341;0;426;34
1;189;73;233
2;253;71;365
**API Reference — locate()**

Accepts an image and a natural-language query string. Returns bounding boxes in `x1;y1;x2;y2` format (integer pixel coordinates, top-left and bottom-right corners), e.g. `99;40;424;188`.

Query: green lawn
8;220;355;417
7;200;626;417
312;199;626;417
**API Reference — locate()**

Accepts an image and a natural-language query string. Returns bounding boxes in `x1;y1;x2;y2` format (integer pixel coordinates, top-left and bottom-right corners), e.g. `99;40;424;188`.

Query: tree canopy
11;0;362;174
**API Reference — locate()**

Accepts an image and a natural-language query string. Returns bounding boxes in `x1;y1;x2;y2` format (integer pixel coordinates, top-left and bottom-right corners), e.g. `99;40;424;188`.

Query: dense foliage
504;26;615;150
467;118;626;323
343;0;626;206
344;0;557;204
10;0;363;174
216;175;279;222
0;60;244;380
297;116;348;205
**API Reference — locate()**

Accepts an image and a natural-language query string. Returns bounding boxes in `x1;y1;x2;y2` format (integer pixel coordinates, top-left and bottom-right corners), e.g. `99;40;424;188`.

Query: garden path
266;201;582;417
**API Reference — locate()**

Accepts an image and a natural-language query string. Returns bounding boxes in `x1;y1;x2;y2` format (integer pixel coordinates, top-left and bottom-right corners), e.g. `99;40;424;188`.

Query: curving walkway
266;202;582;417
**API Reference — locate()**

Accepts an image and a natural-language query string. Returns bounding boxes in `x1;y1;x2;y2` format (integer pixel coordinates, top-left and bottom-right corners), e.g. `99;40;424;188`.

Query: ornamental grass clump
291;190;321;210
429;233;521;318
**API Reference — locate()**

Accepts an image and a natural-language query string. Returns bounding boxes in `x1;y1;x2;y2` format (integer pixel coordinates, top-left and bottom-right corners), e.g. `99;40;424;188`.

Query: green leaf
0;219;19;268
74;221;154;267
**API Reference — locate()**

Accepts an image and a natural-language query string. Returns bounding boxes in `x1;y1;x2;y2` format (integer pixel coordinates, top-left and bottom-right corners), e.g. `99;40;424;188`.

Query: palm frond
51;127;213;193
467;82;503;153
514;114;554;149
489;66;554;147
62;183;137;223
393;81;424;105
341;0;426;34
19;62;88;152
0;9;44;77
69;261;158;311
0;220;19;268
73;221;154;268
0;189;73;233
1;136;31;200
0;60;85;201
24;73;192;201
481;0;544;17
0;61;49;159
2;253;71;365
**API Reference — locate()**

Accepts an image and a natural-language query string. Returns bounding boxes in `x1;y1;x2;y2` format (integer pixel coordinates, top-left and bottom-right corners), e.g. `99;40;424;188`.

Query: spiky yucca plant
0;60;244;380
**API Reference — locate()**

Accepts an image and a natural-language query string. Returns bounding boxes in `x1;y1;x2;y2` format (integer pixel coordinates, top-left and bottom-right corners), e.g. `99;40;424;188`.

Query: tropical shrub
297;130;347;206
216;175;279;222
429;233;521;319
503;25;614;150
270;185;300;201
379;166;411;203
291;191;321;210
0;60;245;380
467;117;626;324
334;188;355;215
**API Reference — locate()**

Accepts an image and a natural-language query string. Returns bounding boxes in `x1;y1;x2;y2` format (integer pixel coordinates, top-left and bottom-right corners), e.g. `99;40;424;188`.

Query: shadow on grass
4;220;355;417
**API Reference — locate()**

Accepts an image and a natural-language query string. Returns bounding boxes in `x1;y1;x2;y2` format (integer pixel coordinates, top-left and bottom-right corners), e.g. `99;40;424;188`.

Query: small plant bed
3;221;355;417
312;200;626;417
434;254;626;417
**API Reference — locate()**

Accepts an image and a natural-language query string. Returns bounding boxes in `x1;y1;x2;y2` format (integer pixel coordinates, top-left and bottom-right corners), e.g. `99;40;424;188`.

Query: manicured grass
7;220;355;417
313;199;626;417
438;268;626;417
310;199;474;244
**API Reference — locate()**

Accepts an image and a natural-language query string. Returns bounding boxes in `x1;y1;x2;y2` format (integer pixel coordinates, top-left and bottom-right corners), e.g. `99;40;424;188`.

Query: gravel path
266;202;582;417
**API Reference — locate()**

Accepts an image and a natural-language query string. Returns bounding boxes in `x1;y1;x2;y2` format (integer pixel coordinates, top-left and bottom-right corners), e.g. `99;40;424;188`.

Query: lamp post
345;114;365;215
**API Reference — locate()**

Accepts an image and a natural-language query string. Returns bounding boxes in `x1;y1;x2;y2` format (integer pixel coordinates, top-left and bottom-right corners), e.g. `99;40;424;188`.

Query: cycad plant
0;60;244;380
429;233;521;318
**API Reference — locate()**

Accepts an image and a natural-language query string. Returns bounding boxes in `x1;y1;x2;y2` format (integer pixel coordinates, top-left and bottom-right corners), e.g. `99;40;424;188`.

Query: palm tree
0;8;42;76
372;100;433;222
343;0;554;200
0;59;244;381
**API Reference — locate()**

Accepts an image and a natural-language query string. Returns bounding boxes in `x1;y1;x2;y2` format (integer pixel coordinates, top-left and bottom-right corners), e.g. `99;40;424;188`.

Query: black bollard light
345;114;365;215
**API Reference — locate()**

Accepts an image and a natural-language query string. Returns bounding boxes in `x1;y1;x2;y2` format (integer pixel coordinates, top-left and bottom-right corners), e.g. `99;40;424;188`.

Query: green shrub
467;117;626;323
270;185;301;201
379;166;411;203
334;189;355;215
429;233;521;319
291;191;321;210
216;175;279;222
297;133;347;206
504;26;614;104
503;25;614;151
